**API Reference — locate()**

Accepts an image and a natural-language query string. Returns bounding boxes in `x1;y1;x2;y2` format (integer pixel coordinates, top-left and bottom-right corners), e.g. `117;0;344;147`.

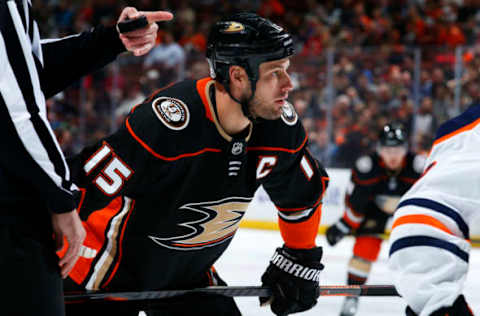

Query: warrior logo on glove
270;251;322;282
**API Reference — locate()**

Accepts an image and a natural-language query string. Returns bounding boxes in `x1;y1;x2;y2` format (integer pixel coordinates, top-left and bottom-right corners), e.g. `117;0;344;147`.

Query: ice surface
213;228;480;316
138;228;479;315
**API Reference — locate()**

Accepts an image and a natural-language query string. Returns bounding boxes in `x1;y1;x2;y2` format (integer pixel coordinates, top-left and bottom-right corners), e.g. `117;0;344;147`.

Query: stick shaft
319;285;399;296
65;285;399;303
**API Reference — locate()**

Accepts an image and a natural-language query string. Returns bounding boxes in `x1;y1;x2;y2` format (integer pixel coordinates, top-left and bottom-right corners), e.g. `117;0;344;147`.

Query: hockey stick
65;285;399;303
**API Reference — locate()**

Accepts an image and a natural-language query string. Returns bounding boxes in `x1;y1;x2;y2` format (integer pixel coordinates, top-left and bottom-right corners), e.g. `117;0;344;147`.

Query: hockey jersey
341;152;423;232
66;78;329;291
389;105;480;315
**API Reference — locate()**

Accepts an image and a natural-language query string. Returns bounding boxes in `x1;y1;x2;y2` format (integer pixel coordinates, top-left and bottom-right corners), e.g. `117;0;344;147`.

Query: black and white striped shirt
0;0;125;215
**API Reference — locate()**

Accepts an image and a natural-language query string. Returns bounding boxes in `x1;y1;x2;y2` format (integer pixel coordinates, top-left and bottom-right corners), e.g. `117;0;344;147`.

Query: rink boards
242;168;480;245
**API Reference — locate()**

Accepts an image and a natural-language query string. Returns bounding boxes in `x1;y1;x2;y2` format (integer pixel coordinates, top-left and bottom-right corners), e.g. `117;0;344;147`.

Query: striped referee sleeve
0;0;75;213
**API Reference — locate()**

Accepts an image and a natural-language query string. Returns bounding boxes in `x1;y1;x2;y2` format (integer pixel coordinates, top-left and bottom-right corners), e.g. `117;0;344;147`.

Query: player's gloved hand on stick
405;295;473;316
326;219;352;246
260;245;324;316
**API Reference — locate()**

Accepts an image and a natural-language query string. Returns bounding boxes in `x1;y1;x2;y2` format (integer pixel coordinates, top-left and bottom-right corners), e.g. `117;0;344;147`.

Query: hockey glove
326;219;352;246
260;246;324;316
405;295;473;316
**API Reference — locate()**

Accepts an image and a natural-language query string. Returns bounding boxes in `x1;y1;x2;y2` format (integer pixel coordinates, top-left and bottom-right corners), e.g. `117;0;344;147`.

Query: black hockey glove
260;246;324;316
405;295;473;316
326;219;352;246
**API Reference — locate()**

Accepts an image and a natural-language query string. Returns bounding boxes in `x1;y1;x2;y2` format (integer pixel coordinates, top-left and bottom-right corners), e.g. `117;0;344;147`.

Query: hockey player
388;106;480;315
325;123;424;316
63;12;329;316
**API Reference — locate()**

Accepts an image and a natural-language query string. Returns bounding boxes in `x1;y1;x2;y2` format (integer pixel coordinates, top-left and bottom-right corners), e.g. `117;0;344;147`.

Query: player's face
248;58;294;120
379;146;407;170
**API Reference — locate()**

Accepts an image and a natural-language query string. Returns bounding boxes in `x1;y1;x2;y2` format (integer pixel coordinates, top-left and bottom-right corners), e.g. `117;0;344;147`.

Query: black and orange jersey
342;152;424;230
66;78;329;291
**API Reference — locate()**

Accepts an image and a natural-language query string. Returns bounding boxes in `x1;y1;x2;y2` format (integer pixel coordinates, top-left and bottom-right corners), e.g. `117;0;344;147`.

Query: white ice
211;228;480;316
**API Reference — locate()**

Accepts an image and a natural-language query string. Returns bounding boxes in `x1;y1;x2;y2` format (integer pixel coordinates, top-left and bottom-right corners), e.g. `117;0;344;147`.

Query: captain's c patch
152;97;190;130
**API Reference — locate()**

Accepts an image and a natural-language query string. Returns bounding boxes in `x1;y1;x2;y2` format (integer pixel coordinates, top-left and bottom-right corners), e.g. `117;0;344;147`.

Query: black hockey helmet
379;123;407;147
206;12;294;116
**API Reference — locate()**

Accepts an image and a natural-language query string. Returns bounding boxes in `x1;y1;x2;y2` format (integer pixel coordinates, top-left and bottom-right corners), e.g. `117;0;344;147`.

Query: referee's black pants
0;223;64;316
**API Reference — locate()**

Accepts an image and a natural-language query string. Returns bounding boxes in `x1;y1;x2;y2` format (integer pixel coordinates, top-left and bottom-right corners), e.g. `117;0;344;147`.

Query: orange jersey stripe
352;171;385;185
144;82;176;104
206;270;213;285
76;187;87;212
345;199;363;218
392;214;454;236
196;77;215;122
101;199;136;289
279;205;321;249
127;82;177;115
433;117;480;146
67;197;124;285
398;176;417;184
125;118;221;160
247;134;308;154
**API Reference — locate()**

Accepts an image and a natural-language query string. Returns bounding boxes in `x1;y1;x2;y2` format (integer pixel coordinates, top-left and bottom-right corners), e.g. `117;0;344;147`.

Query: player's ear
229;66;248;89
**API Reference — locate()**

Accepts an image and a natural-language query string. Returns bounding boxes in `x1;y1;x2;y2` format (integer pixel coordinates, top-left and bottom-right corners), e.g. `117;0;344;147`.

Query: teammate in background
389;106;480;315
0;2;172;315
63;12;329;316
326;123;424;316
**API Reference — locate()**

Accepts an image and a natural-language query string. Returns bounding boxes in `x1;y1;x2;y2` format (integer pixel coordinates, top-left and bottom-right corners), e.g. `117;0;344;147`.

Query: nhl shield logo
231;142;244;155
281;101;298;126
152;97;190;130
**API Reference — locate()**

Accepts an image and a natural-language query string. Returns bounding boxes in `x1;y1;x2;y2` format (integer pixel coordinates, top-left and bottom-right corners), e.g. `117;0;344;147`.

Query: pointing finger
140;11;174;23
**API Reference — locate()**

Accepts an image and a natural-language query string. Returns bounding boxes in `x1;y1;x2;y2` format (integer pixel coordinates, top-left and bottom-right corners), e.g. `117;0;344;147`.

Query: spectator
144;30;186;85
309;130;337;166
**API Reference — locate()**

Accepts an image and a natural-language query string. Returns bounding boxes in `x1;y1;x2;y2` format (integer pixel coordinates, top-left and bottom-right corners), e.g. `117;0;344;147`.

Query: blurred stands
36;0;480;167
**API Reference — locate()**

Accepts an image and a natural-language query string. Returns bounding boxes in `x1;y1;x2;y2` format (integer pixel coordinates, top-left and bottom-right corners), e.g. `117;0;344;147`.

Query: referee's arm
39;25;126;98
0;1;75;213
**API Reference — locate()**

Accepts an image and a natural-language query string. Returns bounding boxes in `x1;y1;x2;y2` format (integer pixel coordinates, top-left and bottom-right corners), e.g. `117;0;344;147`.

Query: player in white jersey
388;105;480;315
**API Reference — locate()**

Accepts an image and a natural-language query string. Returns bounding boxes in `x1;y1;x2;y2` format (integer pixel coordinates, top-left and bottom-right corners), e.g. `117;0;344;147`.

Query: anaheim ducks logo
152;97;190;130
221;21;245;33
281;101;298;126
149;197;252;250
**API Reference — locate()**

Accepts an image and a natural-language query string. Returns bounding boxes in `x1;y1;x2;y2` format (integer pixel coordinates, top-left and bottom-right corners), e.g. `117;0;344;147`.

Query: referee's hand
117;7;174;56
51;210;86;279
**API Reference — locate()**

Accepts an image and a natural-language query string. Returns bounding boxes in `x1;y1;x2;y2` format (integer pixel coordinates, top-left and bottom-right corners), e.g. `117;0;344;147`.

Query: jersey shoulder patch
355;155;373;174
125;80;205;159
152;96;190;130
280;101;298;126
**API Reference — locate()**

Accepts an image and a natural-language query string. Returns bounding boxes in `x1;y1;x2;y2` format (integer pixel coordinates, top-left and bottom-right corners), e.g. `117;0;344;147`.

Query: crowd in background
36;0;480;167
